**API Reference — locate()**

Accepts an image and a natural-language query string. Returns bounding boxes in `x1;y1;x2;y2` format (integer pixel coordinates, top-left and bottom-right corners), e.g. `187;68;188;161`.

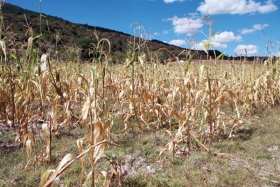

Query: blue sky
6;0;280;56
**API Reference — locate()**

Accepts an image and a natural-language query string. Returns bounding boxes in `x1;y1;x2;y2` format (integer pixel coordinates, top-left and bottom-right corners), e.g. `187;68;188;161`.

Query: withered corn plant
2;3;280;185
39;29;126;186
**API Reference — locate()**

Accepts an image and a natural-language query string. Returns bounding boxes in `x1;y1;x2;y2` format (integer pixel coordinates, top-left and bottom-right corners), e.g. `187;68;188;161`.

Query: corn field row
0;3;279;185
1;53;280;185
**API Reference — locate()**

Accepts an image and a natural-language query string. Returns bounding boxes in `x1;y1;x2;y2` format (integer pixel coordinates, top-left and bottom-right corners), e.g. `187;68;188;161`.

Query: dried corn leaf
82;97;91;130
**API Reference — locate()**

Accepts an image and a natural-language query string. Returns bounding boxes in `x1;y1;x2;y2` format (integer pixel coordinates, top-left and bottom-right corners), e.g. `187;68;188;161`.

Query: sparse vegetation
0;2;280;187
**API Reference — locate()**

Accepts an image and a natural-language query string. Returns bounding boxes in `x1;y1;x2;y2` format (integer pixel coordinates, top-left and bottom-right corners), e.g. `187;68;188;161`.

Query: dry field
0;4;280;186
1;59;280;186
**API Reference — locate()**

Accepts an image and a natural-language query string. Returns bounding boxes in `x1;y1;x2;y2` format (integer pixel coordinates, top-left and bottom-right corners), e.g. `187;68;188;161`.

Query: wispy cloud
167;16;203;35
153;32;160;36
197;0;278;15
169;39;187;46
163;0;184;3
234;44;258;55
162;30;169;35
188;12;200;18
240;24;269;34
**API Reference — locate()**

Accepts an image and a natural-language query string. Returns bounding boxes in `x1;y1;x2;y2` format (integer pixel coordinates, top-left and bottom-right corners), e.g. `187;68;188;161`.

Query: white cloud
196;40;227;50
211;41;227;49
163;0;184;3
169;39;187;46
189;31;242;50
258;0;278;13
240;24;269;34
167;16;203;35
194;31;240;50
234;45;258;55
195;41;205;50
212;31;242;42
197;0;278;15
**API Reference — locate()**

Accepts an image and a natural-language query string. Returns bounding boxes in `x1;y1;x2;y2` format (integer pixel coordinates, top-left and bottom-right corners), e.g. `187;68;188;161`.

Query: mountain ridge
2;3;225;62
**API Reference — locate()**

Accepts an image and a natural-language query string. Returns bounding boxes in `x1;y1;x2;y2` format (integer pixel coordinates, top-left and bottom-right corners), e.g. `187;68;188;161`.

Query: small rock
267;146;278;152
146;165;156;174
121;165;129;176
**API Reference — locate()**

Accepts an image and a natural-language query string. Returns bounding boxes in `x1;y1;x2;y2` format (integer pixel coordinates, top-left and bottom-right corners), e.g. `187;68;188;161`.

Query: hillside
2;3;221;63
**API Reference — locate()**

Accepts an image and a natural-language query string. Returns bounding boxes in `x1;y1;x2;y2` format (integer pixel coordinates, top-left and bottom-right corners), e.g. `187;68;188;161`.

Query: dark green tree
75;37;97;59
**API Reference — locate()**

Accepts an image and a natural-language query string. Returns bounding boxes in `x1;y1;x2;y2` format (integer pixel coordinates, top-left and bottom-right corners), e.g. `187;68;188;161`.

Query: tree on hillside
75;37;98;60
